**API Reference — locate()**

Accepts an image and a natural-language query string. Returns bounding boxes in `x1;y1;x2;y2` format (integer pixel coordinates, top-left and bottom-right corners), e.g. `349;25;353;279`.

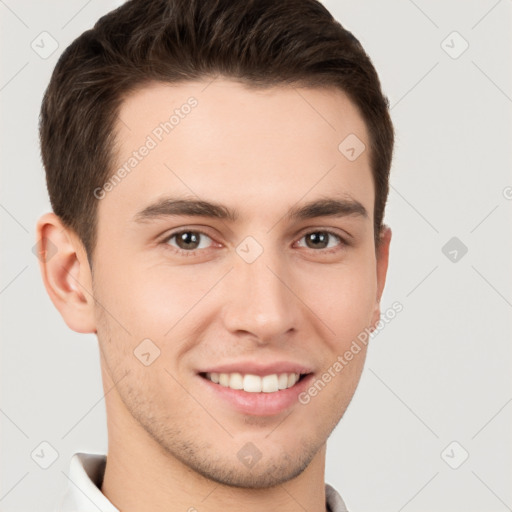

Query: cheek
96;263;227;375
94;251;199;332
125;266;220;331
300;256;377;340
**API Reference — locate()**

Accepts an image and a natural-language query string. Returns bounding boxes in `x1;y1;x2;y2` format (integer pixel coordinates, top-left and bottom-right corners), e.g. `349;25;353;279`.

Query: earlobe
369;225;392;331
35;212;97;334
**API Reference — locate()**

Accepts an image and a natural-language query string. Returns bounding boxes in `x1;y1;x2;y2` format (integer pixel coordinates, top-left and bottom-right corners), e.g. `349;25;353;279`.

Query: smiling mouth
198;371;311;393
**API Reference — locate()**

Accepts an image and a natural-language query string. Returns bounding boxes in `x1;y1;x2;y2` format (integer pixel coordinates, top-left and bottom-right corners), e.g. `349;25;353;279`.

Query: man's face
92;79;389;487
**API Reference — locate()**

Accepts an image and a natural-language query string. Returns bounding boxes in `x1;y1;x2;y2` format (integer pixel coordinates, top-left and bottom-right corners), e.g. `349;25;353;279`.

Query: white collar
56;452;348;512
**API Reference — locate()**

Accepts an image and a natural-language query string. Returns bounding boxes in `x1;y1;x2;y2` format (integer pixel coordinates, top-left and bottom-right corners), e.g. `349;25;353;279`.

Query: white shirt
55;452;349;512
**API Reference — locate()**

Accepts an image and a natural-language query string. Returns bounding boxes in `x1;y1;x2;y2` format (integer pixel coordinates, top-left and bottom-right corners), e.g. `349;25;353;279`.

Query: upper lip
198;360;314;377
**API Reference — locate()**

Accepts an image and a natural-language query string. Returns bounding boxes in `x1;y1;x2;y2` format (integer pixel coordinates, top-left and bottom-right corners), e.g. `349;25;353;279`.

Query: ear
369;224;392;331
35;212;96;334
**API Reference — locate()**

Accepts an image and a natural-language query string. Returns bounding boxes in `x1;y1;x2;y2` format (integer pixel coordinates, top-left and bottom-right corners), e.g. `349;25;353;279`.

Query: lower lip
197;373;315;417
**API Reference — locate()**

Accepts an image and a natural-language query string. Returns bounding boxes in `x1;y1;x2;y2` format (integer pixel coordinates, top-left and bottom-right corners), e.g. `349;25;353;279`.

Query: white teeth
205;372;302;392
261;374;278;393
243;374;262;392
229;372;243;390
278;373;289;390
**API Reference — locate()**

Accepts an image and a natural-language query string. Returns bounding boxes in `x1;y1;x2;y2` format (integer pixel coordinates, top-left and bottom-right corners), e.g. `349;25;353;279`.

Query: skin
36;79;391;512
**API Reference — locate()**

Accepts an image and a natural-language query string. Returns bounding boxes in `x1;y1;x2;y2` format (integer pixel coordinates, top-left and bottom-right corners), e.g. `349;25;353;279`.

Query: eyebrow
132;195;368;224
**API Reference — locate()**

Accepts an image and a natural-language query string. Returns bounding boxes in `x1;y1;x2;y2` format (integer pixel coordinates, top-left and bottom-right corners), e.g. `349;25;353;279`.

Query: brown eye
297;231;345;252
164;230;214;254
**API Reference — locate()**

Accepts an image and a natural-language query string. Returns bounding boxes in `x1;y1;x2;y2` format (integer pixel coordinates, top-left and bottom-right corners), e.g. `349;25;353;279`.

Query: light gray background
1;1;511;511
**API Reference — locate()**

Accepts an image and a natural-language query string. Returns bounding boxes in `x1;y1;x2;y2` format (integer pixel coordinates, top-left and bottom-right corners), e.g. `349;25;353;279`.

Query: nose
220;242;300;345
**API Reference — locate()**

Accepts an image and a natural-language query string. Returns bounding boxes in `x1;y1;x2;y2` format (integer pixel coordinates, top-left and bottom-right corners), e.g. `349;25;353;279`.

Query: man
36;0;394;510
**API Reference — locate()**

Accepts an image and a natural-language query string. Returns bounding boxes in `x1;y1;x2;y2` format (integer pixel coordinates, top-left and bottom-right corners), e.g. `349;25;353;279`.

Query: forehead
100;79;373;229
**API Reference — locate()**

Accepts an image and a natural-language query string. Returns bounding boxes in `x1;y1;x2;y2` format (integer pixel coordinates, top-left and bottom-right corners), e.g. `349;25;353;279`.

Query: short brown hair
39;0;394;266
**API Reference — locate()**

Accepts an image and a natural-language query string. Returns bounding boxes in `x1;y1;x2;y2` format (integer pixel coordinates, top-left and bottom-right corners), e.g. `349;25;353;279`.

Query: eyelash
160;228;349;257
